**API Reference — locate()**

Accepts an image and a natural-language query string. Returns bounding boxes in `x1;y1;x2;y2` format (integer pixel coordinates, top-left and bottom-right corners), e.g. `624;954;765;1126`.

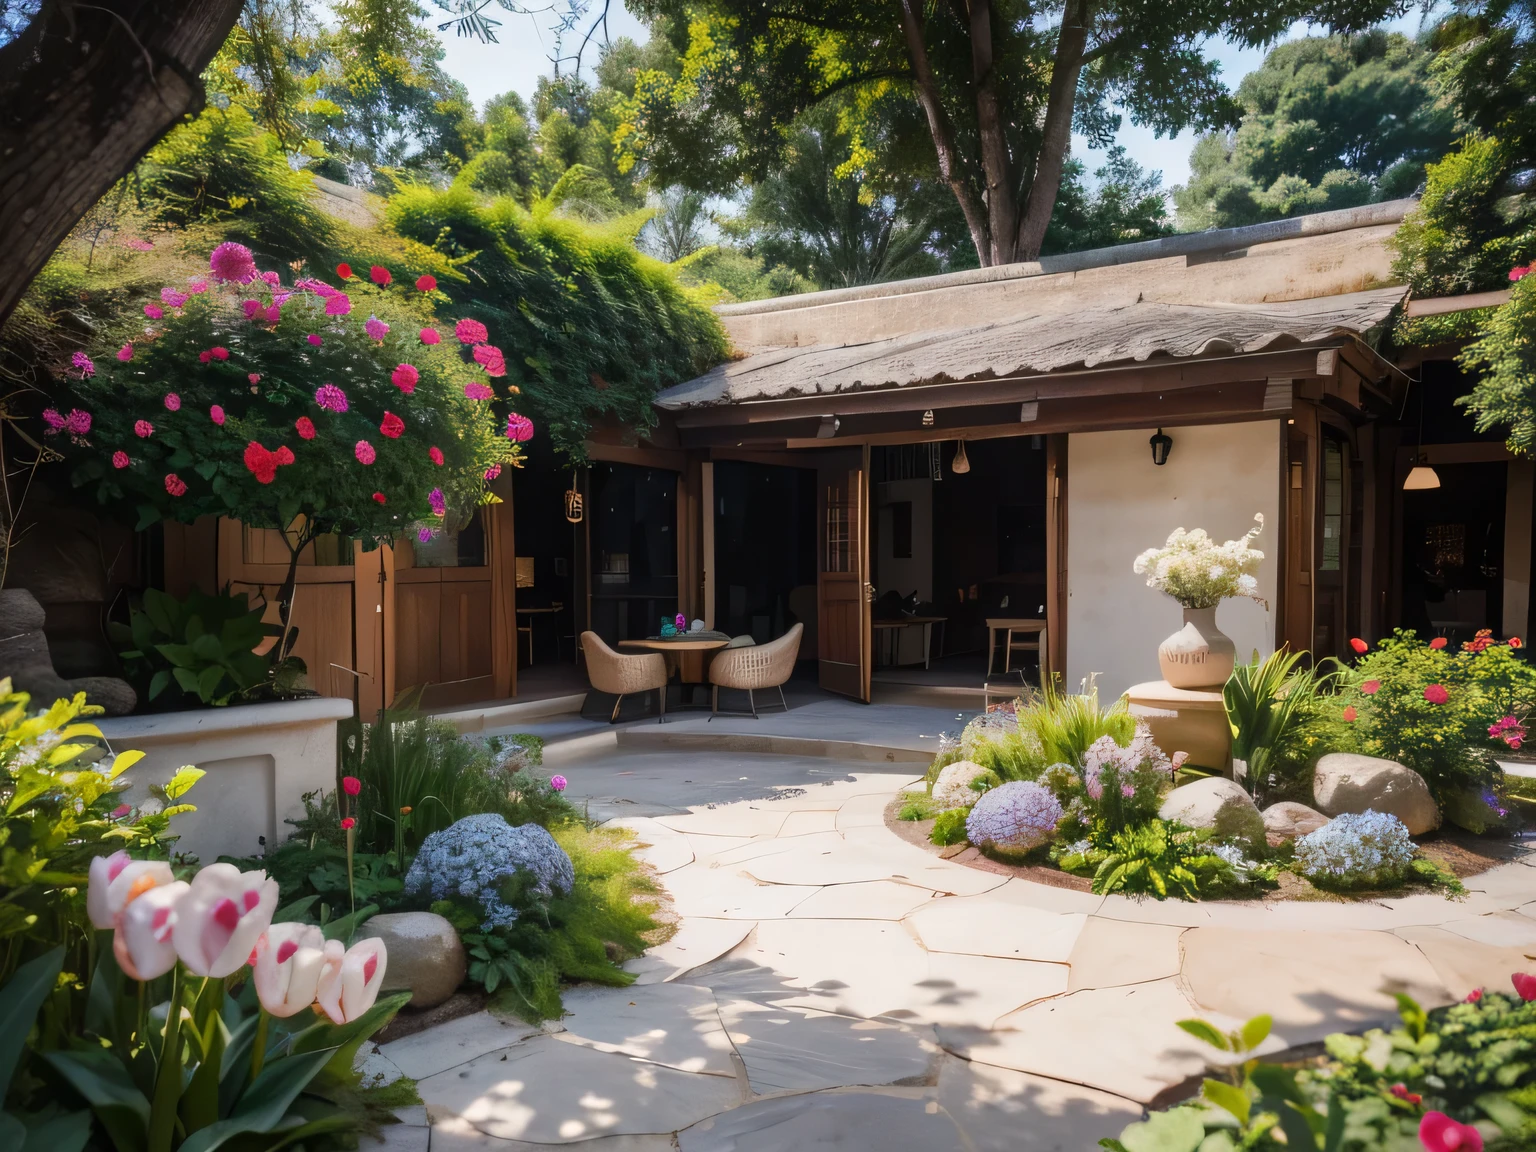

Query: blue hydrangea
1295;810;1415;889
404;813;574;929
966;780;1063;853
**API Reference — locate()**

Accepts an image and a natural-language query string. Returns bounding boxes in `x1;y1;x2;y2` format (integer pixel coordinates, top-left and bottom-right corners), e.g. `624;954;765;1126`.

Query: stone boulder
1261;801;1331;841
0;588;135;714
1313;753;1440;835
932;760;993;809
1158;776;1265;844
366;911;467;1009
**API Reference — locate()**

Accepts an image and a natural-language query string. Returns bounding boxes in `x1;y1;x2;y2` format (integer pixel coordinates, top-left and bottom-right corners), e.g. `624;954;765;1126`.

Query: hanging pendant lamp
951;439;971;474
1403;381;1440;491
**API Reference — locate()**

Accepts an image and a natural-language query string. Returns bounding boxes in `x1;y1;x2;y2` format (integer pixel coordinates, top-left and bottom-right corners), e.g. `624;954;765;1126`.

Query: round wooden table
618;637;729;684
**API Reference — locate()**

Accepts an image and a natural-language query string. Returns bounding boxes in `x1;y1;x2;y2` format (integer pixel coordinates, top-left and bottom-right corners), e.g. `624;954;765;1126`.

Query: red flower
380;411;404;439
337;263;353;279
295;416;316;440
1420;1112;1484;1152
1361;679;1381;695
1350;637;1368;654
455;317;489;345
164;473;186;497
198;350;211;363
1466;988;1484;1003
244;441;290;485
373;492;387;504
340;817;356;830
209;346;229;361
370;265;391;286
210;405;225;425
1512;265;1531;282
112;451;130;469
1424;684;1450;704
416;274;437;292
1512;637;1525;649
391;363;419;393
1343;705;1358;722
1388;1083;1422;1105
1430;637;1448;650
342;775;361;796
429;446;444;466
274;446;294;466
1514;972;1536;1001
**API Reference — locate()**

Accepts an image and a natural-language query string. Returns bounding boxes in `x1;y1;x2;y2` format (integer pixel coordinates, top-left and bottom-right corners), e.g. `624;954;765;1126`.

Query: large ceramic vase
1157;605;1236;690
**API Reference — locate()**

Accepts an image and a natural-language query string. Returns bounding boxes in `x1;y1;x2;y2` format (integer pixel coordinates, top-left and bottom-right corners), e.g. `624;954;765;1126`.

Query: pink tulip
254;923;328;1017
316;937;387;1024
1419;1112;1484;1152
114;880;190;981
170;863;279;977
87;850;174;929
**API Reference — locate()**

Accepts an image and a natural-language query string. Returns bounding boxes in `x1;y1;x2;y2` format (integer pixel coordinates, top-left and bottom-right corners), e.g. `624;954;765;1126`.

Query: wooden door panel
441;580;494;682
276;582;354;701
817;463;870;700
394;581;441;693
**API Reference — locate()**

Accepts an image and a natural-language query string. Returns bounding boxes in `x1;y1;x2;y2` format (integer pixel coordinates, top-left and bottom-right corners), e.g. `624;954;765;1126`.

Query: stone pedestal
1126;680;1231;773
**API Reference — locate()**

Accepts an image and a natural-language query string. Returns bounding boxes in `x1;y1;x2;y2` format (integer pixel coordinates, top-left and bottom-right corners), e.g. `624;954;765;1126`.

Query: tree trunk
1015;0;1095;262
0;0;245;329
967;0;1018;267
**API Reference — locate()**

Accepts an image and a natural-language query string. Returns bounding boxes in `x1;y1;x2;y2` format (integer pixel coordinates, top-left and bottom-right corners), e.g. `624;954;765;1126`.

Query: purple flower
314;383;348;412
71;351;95;377
484;464;502;481
364;315;389;341
42;409;65;432
65;409;92;436
160;288;188;309
294;278;338;298
428;487;446;517
417;527;434;543
966;781;1063;853
550;775;568;792
209;241;258;284
186;279;209;294
261;270;281;286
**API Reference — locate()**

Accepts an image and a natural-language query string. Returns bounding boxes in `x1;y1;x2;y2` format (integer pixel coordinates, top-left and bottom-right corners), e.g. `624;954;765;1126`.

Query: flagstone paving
401;752;1536;1150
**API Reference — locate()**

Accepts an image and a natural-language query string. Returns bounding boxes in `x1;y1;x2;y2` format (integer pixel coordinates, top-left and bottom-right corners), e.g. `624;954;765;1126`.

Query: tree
641;187;712;262
1045;146;1172;254
1174;30;1458;230
0;0;246;329
615;0;1404;269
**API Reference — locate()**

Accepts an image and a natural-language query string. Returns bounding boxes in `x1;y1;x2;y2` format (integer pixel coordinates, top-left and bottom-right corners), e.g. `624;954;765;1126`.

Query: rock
1313;753;1440;835
1158;776;1265;844
0;589;136;715
367;912;467;1009
1261;801;1331;840
932;759;993;809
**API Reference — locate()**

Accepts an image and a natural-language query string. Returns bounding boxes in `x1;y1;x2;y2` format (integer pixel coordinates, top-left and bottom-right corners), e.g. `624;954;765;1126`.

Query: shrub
405;813;574;930
930;808;971;846
1076;727;1171;837
1084;819;1235;900
965;781;1064;856
1023;675;1137;767
1223;647;1349;801
1295;810;1416;890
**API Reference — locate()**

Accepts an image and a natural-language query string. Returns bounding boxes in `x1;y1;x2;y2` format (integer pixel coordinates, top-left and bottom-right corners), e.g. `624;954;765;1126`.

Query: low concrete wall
97;697;354;864
1067;421;1281;700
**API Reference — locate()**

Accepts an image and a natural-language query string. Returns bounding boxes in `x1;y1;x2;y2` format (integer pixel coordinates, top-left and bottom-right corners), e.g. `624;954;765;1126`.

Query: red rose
380;411;404;439
1350;637;1368;654
337;263;353;279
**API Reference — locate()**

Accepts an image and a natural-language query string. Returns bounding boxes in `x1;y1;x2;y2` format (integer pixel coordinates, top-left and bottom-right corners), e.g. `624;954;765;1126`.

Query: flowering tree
57;244;532;663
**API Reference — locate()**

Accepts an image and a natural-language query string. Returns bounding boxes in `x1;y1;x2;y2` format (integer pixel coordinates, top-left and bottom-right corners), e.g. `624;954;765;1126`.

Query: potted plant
1133;515;1266;689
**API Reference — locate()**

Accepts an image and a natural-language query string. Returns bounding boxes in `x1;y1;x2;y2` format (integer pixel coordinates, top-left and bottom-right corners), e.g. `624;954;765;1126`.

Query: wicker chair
580;631;668;723
708;623;802;718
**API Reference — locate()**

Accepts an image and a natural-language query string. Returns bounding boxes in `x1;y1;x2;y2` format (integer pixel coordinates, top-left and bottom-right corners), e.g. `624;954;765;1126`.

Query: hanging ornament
564;476;584;523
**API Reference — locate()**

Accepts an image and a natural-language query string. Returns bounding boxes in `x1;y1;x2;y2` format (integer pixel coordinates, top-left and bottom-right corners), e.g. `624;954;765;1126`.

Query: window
1321;437;1344;572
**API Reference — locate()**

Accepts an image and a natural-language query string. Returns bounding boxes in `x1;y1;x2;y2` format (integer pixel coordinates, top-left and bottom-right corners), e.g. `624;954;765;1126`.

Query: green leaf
319;903;379;943
164;767;205;802
272;896;319;924
177;1047;336;1152
198;665;226;702
0;947;63;1089
0;1111;23;1149
1176;1019;1232;1052
135;504;162;531
290;991;410;1085
173;667;202;693
1201;1079;1251;1126
1238;1014;1272;1053
191;632;224;663
44;1046;151;1152
23;1107;94;1152
1117;1106;1207;1152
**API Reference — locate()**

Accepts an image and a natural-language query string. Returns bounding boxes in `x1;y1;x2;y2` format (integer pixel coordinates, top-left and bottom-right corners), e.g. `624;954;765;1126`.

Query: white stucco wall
1067;421;1281;700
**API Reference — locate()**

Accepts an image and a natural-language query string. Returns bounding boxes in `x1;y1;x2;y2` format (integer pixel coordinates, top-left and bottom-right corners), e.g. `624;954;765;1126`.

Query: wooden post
1045;434;1068;678
1505;459;1534;641
701;461;715;630
487;471;518;699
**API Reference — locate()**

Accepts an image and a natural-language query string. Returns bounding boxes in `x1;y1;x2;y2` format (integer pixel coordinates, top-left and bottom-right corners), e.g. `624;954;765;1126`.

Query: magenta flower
249;373;262;385
419;327;441;345
417;527;433;543
455;318;489;345
41;409;65;432
261;270;281;287
72;351;95;377
164;473;187;497
143;304;164;320
242;299;263;319
263;303;282;323
209;241;258;284
295;278;337;297
307;333;322;346
112;451;130;469
1419;1112;1484;1152
187;279;209;295
121;237;154;252
428;446;444;465
484;464;502;481
428;487;446;516
160;288;188;308
164;393;181;412
314;384;348;413
391;364;419;393
355;440;376;465
550;775;567;792
505;412;534;442
324;292;352;316
65;410;91;437
464;382;494;401
210;405;225;425
364;315;389;341
135;420;154;438
116;343;133;363
1424;684;1450;705
473;344;506;376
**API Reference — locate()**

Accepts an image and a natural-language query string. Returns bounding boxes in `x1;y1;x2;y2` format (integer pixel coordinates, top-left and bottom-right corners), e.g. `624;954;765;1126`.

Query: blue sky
429;5;1435;192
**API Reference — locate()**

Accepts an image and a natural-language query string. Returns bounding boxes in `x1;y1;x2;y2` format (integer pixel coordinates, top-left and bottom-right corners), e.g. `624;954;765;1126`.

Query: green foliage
1045;147;1173;255
1459;271;1536;455
384;184;728;460
0;685;199;985
1084;819;1235;901
64;261;514;545
1341;629;1536;799
898;793;944;821
1224;648;1348;800
1024;677;1138;769
1174;31;1457;230
110;586;300;708
436;824;662;1021
929;809;971;846
670;245;813;303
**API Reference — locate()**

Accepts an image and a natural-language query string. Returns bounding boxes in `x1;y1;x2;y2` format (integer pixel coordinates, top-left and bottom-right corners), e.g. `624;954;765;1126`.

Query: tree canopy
1174;30;1458;229
612;0;1407;268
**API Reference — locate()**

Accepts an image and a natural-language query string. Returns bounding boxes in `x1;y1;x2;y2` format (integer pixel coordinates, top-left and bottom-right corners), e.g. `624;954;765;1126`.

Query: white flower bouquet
1132;514;1266;609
